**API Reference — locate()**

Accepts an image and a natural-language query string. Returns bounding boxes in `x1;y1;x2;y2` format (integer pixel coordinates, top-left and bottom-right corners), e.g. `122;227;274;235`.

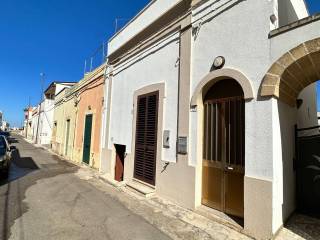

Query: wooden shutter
134;92;159;185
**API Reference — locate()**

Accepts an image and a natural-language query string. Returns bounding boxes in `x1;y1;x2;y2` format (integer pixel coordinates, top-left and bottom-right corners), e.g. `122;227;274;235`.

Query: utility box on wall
177;136;187;155
163;130;170;148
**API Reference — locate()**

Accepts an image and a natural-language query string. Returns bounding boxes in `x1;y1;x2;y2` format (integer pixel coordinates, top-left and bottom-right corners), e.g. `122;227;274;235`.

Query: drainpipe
71;93;80;162
99;61;112;173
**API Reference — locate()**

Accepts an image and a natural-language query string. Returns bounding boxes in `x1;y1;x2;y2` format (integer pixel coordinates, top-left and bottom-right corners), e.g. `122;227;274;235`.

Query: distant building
27;82;77;146
0;111;9;131
23;107;34;138
1;120;9;131
51;66;106;169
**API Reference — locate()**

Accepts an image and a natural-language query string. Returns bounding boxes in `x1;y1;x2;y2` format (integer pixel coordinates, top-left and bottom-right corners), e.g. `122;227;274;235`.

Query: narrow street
0;134;171;240
2;135;319;240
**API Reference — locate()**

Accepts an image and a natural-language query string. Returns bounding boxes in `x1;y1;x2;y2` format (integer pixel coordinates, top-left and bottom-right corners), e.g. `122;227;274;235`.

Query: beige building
52;84;77;160
72;64;106;168
52;65;106;169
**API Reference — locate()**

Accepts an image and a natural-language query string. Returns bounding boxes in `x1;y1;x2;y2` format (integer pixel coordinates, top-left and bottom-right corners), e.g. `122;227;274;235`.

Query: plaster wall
108;0;181;55
101;0;319;239
271;82;318;233
74;75;104;169
108;32;180;163
297;83;318;130
38;99;54;145
30;108;39;143
106;30;198;207
52;95;65;155
61;97;77;161
55;84;67;95
269;20;320;63
191;0;274;178
268;26;320;234
278;0;308;27
100;68;113;174
52;93;77;161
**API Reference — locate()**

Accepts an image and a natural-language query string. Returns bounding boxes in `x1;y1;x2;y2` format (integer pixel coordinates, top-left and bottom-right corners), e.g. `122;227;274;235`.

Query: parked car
0;131;10;137
0;135;12;178
0;131;13;143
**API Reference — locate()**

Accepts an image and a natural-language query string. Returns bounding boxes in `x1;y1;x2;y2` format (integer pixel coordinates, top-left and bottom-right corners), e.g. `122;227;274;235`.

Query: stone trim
190;68;255;107
260;37;320;106
130;83;165;187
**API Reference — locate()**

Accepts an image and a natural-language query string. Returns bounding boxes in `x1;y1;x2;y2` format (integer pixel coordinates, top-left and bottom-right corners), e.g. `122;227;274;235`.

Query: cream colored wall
52;93;78;162
52;100;64;154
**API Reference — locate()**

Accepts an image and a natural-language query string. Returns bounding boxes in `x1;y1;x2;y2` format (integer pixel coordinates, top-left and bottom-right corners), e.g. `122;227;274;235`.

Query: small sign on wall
177;136;187;155
163;130;170;148
190;105;197;112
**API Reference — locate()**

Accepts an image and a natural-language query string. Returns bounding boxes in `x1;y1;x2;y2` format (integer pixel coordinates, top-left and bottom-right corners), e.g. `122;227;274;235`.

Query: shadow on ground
0;135;79;240
282;213;320;239
0;149;39;186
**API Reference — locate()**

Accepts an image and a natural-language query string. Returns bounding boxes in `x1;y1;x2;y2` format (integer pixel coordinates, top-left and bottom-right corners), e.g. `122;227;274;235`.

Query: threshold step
126;180;155;198
99;174;126;188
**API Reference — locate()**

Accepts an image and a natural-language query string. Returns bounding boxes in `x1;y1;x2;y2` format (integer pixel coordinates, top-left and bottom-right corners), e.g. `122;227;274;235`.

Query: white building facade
100;0;320;239
30;82;76;145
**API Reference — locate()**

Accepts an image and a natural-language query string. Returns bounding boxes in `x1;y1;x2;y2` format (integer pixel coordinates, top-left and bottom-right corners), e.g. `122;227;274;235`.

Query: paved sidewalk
19;134;320;240
25;134;253;240
75;167;252;240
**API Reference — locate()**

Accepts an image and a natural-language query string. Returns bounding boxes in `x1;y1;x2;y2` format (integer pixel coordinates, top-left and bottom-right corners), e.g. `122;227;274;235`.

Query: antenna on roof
114;18;129;33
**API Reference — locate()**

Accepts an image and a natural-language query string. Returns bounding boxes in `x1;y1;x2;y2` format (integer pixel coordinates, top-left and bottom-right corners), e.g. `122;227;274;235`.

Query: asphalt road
0;134;170;240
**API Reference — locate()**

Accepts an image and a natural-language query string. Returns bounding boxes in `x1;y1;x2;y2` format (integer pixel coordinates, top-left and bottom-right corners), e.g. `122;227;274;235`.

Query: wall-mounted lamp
211;56;225;71
270;14;277;24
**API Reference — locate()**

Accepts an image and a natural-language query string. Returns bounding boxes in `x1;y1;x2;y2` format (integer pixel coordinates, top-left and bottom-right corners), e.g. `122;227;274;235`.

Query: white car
0;135;12;178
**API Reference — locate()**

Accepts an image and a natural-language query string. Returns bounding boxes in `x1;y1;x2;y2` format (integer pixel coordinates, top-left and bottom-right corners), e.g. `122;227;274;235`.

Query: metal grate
203;96;245;169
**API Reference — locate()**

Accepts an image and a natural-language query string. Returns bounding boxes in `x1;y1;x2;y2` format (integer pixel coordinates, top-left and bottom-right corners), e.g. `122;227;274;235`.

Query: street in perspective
1;0;320;239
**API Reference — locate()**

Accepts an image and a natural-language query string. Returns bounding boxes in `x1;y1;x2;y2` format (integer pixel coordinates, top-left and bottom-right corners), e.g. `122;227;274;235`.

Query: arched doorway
202;79;245;218
260;38;320;221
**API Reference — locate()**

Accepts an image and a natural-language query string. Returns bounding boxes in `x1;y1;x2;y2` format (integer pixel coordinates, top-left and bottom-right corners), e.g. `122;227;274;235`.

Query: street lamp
35;73;46;144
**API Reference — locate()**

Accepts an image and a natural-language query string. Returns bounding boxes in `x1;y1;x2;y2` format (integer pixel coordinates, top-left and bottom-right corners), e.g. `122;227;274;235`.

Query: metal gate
295;125;320;216
202;96;245;218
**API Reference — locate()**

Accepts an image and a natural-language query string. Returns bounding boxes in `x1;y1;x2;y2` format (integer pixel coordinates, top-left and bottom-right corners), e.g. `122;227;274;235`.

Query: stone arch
260;37;320;106
190;68;255;107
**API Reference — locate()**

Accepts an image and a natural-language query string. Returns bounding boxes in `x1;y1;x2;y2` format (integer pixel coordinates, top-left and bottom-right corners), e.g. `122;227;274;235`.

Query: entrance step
126;179;155;198
99;174;126;188
195;205;244;234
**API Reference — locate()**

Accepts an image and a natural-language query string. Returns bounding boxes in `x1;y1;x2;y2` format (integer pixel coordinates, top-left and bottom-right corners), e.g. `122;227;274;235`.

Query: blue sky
0;1;319;127
0;0;149;126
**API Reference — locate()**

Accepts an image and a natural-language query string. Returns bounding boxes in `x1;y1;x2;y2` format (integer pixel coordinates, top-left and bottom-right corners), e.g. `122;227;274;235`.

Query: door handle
226;166;234;170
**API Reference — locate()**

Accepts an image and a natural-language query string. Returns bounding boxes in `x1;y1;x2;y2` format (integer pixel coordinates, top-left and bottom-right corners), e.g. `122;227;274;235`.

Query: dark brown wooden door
115;144;125;182
202;80;245;218
134;92;159;186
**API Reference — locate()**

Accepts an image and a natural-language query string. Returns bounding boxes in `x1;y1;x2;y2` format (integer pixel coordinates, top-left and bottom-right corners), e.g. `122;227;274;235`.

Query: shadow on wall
277;100;297;224
278;99;320;239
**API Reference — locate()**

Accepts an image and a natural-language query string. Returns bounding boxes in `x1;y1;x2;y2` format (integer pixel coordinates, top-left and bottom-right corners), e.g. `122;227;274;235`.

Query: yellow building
52;85;78;161
51;65;106;169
